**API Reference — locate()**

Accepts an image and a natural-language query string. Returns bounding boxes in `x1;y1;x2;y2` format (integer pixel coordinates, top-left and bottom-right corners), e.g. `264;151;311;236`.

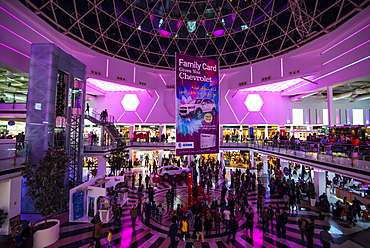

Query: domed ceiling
20;0;369;70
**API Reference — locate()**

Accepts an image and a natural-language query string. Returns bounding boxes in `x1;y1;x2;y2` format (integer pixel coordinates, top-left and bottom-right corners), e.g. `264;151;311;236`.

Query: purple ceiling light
214;29;225;37
159;29;171;37
87;78;146;92
240;77;312;92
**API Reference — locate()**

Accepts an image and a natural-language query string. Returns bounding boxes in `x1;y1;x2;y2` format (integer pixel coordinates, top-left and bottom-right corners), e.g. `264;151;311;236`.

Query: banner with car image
175;53;219;156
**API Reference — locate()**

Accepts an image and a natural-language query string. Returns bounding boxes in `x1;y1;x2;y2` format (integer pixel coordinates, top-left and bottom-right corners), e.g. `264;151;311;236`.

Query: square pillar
314;169;326;199
97;156;106;177
129;124;134;142
327;86;335;127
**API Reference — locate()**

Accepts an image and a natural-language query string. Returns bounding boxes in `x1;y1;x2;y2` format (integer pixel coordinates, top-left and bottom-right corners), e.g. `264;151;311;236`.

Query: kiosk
69;176;128;223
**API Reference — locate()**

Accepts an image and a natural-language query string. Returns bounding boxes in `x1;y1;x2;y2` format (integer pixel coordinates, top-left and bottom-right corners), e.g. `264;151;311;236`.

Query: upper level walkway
88;139;370;181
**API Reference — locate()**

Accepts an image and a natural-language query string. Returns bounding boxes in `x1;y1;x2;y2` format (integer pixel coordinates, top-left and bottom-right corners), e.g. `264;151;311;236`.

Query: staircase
85;110;125;147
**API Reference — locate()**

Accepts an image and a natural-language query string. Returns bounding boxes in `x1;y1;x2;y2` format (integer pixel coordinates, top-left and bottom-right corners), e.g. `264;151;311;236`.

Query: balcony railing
0;141;29;173
244;139;370;172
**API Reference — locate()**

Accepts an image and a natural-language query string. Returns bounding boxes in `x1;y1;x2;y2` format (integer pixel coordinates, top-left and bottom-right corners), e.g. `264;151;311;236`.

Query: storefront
0;120;26;138
83;157;98;181
141;125;160;142
116;125;130;142
164;125;176;142
222;125;244;142
223;150;250;168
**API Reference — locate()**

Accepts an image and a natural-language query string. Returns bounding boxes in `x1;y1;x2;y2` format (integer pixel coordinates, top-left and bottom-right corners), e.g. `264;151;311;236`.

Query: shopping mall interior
0;0;370;247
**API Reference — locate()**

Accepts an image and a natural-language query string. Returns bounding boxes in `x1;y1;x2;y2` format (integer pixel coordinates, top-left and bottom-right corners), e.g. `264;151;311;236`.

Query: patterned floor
43;175;370;248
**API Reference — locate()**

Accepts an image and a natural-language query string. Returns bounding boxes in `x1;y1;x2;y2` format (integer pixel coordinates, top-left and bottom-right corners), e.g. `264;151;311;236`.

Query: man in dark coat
245;208;254;236
145;174;150;189
168;219;178;248
306;219;315;248
275;208;282;238
281;208;288;238
298;215;309;245
226;215;239;244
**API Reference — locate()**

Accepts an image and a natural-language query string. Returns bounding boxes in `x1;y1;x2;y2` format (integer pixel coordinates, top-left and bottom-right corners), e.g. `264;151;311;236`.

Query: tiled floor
4;168;370;248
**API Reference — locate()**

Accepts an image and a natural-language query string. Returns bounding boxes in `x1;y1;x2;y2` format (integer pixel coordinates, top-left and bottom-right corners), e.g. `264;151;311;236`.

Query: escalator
85;110;125;147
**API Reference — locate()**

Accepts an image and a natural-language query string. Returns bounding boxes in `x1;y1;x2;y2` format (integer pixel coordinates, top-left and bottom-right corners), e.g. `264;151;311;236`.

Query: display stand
69;175;128;223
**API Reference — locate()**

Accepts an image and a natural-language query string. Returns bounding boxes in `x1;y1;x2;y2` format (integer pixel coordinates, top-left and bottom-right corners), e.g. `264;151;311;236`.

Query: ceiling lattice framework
20;0;370;70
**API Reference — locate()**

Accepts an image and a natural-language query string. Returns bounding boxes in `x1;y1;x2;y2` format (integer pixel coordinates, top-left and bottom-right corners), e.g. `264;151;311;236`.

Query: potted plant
22;145;70;248
308;182;316;206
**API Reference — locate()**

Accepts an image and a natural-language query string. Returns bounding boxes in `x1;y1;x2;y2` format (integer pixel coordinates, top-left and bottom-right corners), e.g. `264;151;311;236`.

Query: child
107;229;113;247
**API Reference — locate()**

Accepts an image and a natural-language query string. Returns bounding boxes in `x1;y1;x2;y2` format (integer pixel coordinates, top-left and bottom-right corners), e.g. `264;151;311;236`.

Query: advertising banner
73;191;84;220
175;53;219;155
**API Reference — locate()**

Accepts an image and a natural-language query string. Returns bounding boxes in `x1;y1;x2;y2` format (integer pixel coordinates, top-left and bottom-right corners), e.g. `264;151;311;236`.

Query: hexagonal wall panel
244;94;263;112
121;94;140;111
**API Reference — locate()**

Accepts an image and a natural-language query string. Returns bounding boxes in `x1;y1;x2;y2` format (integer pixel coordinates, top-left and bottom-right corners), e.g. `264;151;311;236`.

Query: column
239;125;242;142
100;126;105;146
129;124;134;142
264;125;268;139
97;156;106;177
220;124;223;143
261;155;268;176
250;151;255;168
129;149;133;167
163;124;166;142
314;169;326;199
159;124;163;142
158;150;163;167
327;86;335;127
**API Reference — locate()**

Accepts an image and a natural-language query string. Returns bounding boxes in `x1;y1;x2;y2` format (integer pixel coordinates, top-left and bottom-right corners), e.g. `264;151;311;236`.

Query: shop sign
175;53;219;155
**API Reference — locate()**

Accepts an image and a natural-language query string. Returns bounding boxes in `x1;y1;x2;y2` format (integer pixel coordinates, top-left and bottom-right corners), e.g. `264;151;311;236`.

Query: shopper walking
157;203;164;224
214;212;222;236
275;208;282;238
306;219;315;248
320;226;334;248
107;229;113;247
131;173;136;189
245;208;254;236
298;215;309;245
92;222;102;248
267;205;275;231
283;193;290;210
223;207;231;232
194;213;204;243
261;207;269;235
144;201;152;225
180;217;189;241
280;208;288;238
226;215;239;245
130;205;138;229
145;174;150;189
166;189;173;211
138;173;142;188
168;219;178;248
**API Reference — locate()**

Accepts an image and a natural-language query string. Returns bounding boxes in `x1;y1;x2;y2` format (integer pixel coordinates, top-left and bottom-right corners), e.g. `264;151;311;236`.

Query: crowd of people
83;152;370;248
